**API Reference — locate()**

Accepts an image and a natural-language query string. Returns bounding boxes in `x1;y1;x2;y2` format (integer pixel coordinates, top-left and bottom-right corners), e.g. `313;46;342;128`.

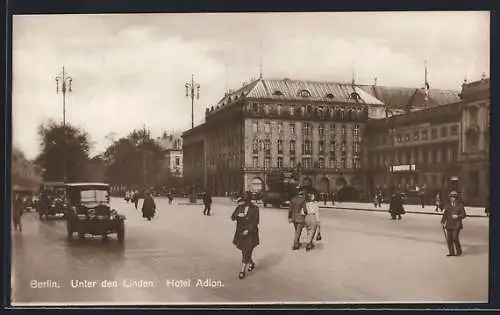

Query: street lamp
185;74;200;129
55;66;72;182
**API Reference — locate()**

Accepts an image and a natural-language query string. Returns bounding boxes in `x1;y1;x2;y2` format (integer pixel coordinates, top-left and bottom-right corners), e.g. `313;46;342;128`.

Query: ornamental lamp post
55;66;73;182
185;74;200;129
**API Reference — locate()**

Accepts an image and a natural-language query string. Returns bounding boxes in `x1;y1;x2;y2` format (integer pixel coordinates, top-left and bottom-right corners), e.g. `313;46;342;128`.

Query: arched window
273;90;283;96
326;93;335;99
298;89;311;97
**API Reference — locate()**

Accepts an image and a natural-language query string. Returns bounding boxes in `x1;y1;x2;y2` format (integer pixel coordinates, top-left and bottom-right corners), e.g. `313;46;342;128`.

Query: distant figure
441;191;466;256
288;187;307;250
435;193;441;212
142;191;156;221
203;191;213;216
231;196;260;279
13;193;24;232
389;192;405;220
419;189;425;208
132;191;139;209
124;191;130;203
377;191;383;207
167;191;173;205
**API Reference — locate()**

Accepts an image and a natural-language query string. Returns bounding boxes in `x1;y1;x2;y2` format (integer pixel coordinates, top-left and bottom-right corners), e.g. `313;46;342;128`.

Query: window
277;140;283;154
329;157;336;168
252;139;259;154
302;140;312;155
252;121;258;132
405;133;410;142
318;158;325;168
298;89;311;97
290;123;296;134
264;104;270;114
353;125;360;138
413;131;419;141
290;157;296;168
289;105;294;115
175;157;180;166
353;157;360;169
469;107;478;125
302;157;312;169
277;122;283;133
341;141;346;152
277;157;283;168
440;126;448;137
397;134;402;143
303;123;312;136
319;141;325;154
451;125;459;136
277;104;282;115
265;157;271;168
330;124;336;136
341;125;346;137
252;156;259;168
422;130;428;140
341;157;346;169
353;142;360;154
264;139;271;155
252;102;259;112
329;141;336;154
264;121;271;133
289;140;296;155
431;128;438;139
319;123;325;136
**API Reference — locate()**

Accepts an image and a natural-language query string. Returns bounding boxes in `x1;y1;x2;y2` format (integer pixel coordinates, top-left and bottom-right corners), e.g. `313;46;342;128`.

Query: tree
35;120;91;182
103;128;165;188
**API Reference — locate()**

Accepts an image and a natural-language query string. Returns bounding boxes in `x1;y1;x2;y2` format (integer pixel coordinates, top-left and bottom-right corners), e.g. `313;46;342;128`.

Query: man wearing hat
440;190;467;256
288;186;307;250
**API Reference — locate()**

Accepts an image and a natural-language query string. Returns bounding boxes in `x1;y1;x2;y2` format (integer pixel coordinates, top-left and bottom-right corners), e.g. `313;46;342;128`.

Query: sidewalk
319;202;488;217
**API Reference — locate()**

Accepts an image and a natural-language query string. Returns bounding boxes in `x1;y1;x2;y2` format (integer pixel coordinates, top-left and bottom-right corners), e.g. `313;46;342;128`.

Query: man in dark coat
12;193;24;232
389;192;405;220
142;191;156;221
231;196;260;279
441;190;467;256
203;191;213;216
288;187;307;250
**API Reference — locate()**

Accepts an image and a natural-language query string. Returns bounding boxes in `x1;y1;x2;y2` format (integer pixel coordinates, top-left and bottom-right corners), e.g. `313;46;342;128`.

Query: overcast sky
12;11;489;160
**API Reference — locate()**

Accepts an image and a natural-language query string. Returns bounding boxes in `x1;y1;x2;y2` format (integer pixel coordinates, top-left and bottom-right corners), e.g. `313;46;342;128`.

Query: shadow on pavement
462;245;489;256
256;252;285;271
67;237;126;254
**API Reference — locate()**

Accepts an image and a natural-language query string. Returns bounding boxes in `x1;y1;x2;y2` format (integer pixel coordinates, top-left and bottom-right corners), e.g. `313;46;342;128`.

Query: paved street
11;197;489;305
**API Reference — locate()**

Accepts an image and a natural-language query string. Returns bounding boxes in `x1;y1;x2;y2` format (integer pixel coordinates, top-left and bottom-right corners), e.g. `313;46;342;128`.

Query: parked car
65;183;125;243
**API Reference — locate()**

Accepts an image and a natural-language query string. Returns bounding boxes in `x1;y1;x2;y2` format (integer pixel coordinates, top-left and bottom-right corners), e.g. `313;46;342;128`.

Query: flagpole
424;61;429;107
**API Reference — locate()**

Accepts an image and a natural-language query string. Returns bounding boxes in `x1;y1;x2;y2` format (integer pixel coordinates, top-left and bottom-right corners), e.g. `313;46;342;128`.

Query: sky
12;11;490;160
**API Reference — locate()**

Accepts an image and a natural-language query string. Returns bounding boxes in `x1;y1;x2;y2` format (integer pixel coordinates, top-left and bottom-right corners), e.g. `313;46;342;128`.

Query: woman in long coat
389;192;405;220
142;191;156;221
231;196;260;279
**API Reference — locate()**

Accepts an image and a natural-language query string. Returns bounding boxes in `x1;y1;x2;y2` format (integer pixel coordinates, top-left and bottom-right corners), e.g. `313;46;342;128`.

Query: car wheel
66;222;73;240
117;222;125;244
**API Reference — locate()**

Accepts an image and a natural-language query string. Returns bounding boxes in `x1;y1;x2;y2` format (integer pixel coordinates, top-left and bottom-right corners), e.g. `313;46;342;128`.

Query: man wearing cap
440;190;467;256
288;187;307;250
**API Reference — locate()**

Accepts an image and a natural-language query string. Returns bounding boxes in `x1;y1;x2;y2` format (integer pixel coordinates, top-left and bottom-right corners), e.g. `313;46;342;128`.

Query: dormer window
350;92;361;102
298;89;311;97
273;90;283;96
326;93;335;99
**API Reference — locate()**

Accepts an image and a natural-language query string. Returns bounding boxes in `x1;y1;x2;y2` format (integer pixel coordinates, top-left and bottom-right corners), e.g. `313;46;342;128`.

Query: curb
319;205;487;218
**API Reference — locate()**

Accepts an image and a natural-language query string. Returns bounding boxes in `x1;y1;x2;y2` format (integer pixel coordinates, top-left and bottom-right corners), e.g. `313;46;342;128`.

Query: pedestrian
203;190;213;216
304;191;321;251
288;187;307;250
373;192;378;208
419;189;425;208
441;191;467;256
141;190;156;221
132;190;139;209
231;196;260;279
12;192;24;232
167;191;173;205
389;191;405;220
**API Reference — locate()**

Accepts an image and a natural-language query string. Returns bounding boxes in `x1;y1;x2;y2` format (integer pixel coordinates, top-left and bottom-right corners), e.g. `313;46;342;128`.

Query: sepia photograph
10;11;490;305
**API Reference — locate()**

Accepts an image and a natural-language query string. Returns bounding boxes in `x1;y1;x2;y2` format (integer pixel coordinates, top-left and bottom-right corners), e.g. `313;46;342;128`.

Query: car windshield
79;189;109;205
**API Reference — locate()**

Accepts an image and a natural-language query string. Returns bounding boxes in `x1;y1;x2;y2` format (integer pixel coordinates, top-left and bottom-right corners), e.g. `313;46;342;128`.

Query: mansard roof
459;78;489;101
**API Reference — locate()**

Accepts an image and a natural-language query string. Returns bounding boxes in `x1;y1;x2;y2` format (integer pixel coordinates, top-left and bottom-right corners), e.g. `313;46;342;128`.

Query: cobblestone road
11;197;489;305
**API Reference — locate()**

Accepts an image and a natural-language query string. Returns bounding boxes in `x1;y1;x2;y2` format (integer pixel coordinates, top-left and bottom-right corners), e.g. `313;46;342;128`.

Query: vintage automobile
38;182;68;219
65;183;126;243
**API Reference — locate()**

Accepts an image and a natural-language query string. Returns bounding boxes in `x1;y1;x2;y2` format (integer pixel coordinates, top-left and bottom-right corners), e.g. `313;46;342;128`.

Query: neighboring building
364;77;489;205
458;77;489;205
183;77;459;197
12;147;42;190
157;132;183;177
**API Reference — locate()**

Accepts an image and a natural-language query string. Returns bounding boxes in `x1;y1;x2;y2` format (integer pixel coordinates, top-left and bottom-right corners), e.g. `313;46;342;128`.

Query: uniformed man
440;190;467;257
288;187;307;250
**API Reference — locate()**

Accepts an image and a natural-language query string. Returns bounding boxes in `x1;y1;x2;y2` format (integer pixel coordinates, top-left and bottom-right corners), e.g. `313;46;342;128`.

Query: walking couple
288;188;322;251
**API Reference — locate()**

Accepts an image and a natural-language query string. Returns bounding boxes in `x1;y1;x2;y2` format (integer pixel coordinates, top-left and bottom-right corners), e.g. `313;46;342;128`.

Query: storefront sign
391;164;416;172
